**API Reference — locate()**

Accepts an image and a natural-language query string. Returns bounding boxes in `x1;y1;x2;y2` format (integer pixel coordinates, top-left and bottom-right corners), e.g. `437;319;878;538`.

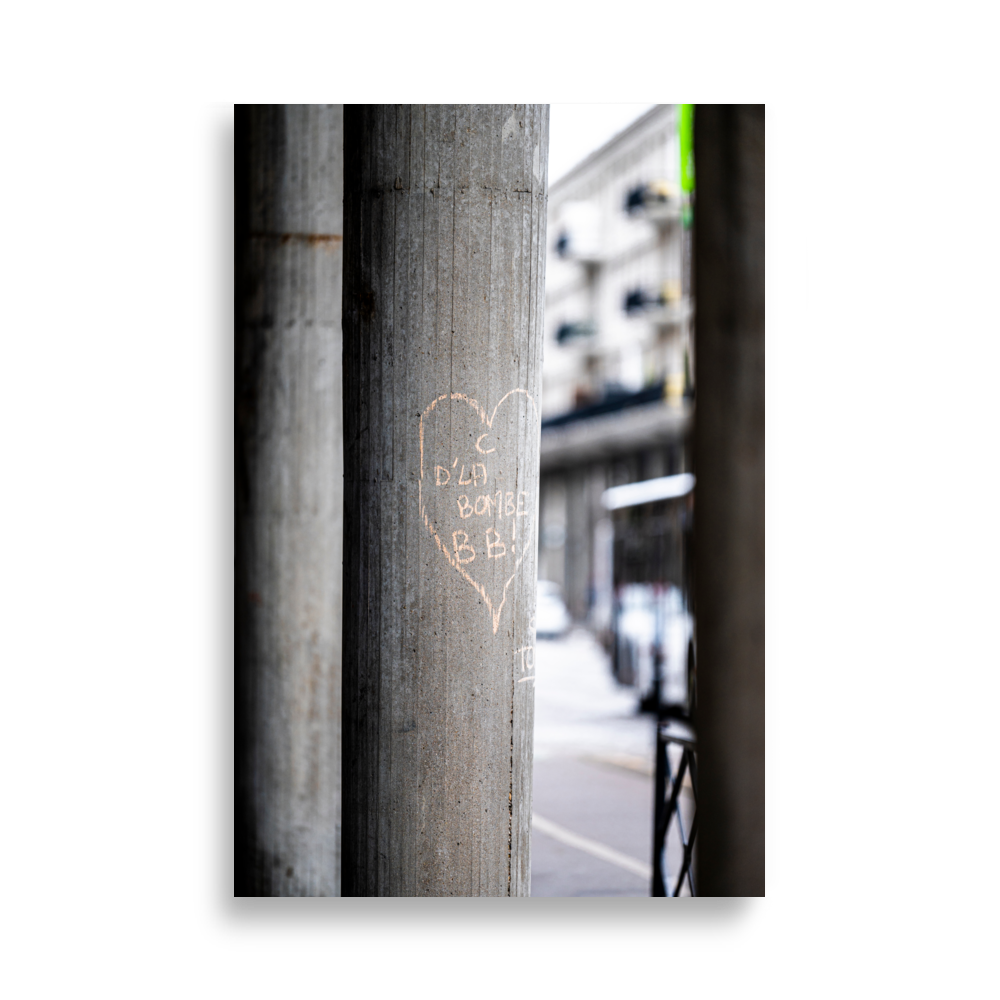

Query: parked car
612;583;692;712
535;580;571;638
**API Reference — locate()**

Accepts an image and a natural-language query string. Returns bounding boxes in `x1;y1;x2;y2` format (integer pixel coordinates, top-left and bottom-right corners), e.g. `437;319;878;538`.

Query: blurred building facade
538;104;693;631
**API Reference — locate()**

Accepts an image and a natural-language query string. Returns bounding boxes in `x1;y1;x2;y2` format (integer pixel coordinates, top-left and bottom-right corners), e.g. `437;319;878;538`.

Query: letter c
475;433;496;455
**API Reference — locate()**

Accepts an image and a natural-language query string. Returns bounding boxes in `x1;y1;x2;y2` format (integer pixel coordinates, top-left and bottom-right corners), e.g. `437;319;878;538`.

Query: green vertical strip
679;104;695;193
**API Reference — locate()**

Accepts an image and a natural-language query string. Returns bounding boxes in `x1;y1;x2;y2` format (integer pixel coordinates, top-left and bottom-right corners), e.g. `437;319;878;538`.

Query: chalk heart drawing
419;389;539;634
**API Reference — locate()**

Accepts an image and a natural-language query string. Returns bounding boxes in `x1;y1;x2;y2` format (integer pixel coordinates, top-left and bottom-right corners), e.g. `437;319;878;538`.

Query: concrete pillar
539;474;567;589
590;462;613;633
693;105;765;895
564;467;590;620
235;105;344;896
341;105;549;896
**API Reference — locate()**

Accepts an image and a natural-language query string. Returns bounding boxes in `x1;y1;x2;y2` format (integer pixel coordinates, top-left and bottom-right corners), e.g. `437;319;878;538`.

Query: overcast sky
547;104;657;185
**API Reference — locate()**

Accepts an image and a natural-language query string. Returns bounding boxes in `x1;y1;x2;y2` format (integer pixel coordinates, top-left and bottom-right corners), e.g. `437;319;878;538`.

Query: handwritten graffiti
418;388;539;635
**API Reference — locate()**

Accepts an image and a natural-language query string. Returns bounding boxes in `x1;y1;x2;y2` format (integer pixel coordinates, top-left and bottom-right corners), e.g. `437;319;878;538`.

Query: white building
538;105;694;627
542;104;693;418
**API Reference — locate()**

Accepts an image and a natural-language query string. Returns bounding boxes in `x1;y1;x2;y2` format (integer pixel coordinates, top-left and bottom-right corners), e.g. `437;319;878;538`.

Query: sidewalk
530;629;657;897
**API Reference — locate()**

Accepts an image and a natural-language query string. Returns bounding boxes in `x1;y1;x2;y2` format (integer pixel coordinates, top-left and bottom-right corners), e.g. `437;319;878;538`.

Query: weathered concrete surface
235;105;344;896
693;105;765;896
342;105;548;896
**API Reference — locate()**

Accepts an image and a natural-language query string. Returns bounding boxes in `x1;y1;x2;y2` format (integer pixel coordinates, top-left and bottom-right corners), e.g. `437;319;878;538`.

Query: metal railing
652;709;697;896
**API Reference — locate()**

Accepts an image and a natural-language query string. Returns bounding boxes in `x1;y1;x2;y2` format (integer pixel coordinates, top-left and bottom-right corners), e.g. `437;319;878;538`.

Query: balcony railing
624;180;681;223
555;320;597;345
623;282;683;318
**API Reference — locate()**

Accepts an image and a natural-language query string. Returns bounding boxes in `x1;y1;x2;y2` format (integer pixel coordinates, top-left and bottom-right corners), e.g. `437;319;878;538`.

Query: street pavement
530;628;657;897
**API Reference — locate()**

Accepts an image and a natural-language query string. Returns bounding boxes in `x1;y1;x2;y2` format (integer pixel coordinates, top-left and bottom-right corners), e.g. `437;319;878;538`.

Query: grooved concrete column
564;468;590;621
693;105;765;896
235;105;344;896
342;105;548;896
